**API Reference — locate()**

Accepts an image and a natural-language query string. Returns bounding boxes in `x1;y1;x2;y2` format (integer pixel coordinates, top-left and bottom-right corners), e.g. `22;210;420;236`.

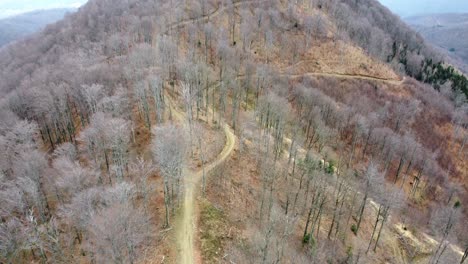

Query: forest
0;0;467;263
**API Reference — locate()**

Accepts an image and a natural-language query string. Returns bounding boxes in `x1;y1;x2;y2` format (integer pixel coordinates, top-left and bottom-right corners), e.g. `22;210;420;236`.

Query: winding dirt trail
176;124;235;264
166;94;236;264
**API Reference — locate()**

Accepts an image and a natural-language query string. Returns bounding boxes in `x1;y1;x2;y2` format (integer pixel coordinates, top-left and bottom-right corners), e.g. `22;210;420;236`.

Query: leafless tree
86;202;151;264
0;217;28;263
79;112;131;181
429;204;462;264
367;185;404;253
152;123;187;227
149;75;165;123
128;157;156;211
14;150;50;223
355;162;383;234
52;156;100;203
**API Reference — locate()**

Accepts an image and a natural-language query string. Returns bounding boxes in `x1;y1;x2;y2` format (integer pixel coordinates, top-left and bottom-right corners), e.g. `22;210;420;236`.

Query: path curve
177;124;235;264
167;95;236;264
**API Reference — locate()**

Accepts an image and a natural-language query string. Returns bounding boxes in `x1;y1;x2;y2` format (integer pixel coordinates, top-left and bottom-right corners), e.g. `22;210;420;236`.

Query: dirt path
176;124;235;264
164;0;263;34
279;71;405;85
166;94;236;264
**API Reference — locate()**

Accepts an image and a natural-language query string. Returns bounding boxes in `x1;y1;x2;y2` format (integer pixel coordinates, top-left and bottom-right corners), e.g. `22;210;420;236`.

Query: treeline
421;60;468;98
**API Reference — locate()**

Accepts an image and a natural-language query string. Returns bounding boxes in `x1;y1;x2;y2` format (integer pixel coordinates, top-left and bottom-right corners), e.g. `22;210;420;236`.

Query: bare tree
59;187;105;247
355;162;382;234
152;123;187;227
134;81;152;129
86;202;151;264
429;204;462;264
128;157;156;211
367;185;404;253
79;112;131;182
0;217;28;262
14;150;50;223
392;99;421;133
52;156;100;203
149;75;165;123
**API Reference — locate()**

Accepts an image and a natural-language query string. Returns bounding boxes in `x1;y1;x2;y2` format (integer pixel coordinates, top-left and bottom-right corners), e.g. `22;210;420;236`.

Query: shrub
351;224;358;235
325;160;335;174
302;234;315;246
346;246;353;260
454;200;461;208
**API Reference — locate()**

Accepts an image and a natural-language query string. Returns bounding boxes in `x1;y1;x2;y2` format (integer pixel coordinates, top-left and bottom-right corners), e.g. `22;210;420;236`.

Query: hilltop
0;0;466;264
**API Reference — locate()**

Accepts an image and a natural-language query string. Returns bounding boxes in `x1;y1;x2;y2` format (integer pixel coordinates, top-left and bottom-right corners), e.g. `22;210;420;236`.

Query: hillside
0;0;466;264
0;8;74;47
406;13;468;72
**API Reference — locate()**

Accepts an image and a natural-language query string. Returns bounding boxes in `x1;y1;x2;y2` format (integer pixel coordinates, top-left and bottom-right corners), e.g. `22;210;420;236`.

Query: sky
379;0;468;17
0;0;87;18
1;0;468;19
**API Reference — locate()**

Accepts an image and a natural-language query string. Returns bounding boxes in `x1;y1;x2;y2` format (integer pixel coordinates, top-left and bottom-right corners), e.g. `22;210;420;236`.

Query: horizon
378;0;468;17
0;0;87;19
2;1;468;19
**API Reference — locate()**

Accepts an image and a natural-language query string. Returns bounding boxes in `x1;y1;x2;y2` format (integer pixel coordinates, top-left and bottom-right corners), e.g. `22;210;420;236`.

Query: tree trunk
373;207;389;252
356;190;368;234
164;180;170;228
261;225;273;264
362;130;372;159
394;156;405;183
328;180;343;239
434;242;449;264
334;189;347;238
315;198;325;243
345;192;357;240
303;205;314;240
460;246;468;264
367;205;381;254
348;130;357;167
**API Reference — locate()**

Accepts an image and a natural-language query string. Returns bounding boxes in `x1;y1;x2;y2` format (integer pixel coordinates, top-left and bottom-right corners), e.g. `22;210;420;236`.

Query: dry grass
281;40;400;80
199;199;228;263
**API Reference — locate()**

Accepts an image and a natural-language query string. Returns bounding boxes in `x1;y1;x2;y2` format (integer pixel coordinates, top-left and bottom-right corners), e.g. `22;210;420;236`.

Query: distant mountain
405;13;468;71
0;8;74;47
379;0;468;17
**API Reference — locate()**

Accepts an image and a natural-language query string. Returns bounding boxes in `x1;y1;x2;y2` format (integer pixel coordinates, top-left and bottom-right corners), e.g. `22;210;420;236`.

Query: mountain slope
0;0;466;264
0;8;75;47
406;13;468;72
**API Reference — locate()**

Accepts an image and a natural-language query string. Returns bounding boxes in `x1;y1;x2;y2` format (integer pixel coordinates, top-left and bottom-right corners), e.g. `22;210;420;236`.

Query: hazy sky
379;0;468;17
2;0;468;19
0;0;87;18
